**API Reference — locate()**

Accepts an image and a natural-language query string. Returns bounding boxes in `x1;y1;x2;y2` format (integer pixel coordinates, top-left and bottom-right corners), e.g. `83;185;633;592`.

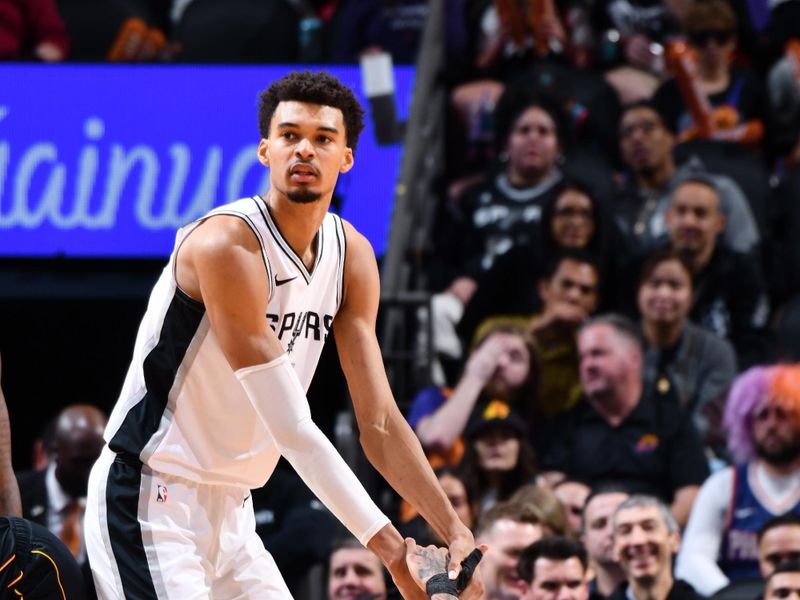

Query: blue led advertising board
0;64;412;257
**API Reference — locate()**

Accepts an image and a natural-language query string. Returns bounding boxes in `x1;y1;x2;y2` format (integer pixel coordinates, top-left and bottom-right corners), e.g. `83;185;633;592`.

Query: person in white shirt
676;365;800;595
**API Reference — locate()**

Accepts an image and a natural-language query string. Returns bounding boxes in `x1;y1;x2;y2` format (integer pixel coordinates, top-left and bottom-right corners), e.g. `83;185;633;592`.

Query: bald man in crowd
0;356;92;598
16;403;107;596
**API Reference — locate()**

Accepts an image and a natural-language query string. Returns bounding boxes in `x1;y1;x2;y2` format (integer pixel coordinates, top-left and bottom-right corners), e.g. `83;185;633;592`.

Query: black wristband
426;573;458;598
456;548;484;593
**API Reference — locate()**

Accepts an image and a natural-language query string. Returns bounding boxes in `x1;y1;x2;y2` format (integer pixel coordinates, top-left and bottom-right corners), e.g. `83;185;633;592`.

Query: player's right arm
176;217;426;599
177;216;283;368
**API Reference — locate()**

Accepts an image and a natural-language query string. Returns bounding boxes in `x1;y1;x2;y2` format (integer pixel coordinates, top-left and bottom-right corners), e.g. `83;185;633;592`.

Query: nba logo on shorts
156;484;168;503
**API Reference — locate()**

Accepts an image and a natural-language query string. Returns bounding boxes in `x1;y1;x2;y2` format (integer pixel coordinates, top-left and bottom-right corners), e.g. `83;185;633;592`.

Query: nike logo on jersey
275;275;297;286
734;507;756;519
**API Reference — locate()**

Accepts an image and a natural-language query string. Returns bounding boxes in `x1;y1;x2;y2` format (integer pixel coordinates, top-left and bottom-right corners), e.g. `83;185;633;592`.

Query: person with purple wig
676;365;800;596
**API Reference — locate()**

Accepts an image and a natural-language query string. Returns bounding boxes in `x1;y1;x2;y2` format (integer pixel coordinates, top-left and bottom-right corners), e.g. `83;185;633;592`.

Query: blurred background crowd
4;0;800;599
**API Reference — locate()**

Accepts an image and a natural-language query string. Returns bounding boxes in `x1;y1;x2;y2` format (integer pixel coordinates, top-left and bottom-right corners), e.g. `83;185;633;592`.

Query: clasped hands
401;538;487;600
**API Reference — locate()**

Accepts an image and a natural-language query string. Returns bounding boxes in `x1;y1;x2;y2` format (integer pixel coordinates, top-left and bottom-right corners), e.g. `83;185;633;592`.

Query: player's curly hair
257;71;366;154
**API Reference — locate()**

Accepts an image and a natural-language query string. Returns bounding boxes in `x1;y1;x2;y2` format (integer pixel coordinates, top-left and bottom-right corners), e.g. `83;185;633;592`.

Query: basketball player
0;355;88;599
84;71;482;599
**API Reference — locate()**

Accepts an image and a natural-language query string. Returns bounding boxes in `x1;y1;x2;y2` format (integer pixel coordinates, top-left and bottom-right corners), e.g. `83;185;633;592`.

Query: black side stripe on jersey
104;457;160;599
108;289;205;457
253;196;324;284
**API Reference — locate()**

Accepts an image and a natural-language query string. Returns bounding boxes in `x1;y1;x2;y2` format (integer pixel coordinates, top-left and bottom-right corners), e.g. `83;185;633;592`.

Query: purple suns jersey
720;463;800;579
103;196;347;488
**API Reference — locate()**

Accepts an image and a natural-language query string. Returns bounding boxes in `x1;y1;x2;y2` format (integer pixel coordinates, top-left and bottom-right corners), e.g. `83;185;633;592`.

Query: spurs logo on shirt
104;196;346;489
267;310;335;353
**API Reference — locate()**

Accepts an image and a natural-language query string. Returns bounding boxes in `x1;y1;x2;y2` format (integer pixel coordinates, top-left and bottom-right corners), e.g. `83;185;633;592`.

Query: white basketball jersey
103;196;346;488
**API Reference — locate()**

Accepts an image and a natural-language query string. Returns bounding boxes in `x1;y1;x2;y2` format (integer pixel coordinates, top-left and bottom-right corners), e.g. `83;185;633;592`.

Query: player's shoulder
184;213;263;263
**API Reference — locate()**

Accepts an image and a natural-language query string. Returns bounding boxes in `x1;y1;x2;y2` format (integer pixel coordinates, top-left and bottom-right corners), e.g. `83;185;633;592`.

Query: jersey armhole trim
334;214;347;311
174;209;274;303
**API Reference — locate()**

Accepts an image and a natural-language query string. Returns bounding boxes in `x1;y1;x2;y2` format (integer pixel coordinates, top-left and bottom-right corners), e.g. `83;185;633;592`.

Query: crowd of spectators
6;0;800;599
0;0;428;64
411;0;800;598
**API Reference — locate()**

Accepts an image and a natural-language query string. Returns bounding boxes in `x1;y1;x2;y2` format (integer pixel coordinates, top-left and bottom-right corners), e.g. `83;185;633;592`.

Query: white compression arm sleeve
674;467;733;596
236;354;390;546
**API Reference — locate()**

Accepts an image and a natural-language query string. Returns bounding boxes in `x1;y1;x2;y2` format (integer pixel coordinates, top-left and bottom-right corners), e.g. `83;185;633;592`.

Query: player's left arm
334;223;482;598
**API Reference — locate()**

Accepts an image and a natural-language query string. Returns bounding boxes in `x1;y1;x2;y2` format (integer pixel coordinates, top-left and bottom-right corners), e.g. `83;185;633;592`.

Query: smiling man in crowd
608;495;702;600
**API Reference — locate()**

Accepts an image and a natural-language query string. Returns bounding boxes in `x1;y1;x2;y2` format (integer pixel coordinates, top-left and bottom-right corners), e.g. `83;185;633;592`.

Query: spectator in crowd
428;88;567;372
474;501;546;600
609;495;703;600
442;88;567;282
590;0;683;104
540;314;709;527
407;322;538;466
581;485;630;598
518;537;590;600
327;536;388;600
652;0;766;145
459;399;537;514
553;479;590;537
446;0;567;137
766;36;800;162
511;484;573;540
252;464;338;596
329;0;428;64
0;354;88;599
0;0;69;61
664;176;770;368
470;251;601;421
460;178;623;342
676;365;800;596
534;181;627;311
759;514;800;579
437;466;474;531
764;560;800;600
636;248;737;438
16;403;106;598
170;0;304;63
614;101;759;257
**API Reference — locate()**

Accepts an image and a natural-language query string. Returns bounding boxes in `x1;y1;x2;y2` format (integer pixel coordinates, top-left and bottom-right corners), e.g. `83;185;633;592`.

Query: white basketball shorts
85;447;293;599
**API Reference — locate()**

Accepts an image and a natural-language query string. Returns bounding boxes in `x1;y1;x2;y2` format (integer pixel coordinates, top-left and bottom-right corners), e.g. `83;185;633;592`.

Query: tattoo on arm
416;547;449;581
